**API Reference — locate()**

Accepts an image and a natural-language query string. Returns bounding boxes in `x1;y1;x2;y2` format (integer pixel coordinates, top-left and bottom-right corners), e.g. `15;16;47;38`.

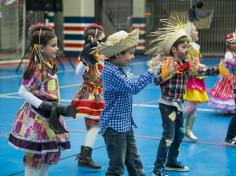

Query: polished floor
0;57;235;176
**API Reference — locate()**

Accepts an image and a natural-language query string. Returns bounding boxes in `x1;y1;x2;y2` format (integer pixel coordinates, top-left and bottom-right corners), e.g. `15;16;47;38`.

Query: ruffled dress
8;65;70;165
184;42;208;103
208;51;235;111
71;54;105;120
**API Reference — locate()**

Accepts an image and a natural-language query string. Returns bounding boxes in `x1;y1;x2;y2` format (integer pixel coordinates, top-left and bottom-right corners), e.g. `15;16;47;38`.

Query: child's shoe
152;167;168;176
225;138;236;146
185;130;198;141
165;161;189;172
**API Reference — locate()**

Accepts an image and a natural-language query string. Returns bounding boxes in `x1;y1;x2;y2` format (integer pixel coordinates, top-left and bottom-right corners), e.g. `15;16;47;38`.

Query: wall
62;0;95;57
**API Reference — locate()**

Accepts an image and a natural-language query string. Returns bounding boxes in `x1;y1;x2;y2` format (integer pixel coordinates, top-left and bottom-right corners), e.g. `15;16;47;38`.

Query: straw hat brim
98;30;139;58
163;30;188;55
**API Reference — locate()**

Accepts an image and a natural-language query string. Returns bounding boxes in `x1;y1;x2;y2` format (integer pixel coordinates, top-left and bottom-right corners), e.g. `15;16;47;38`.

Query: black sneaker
165;161;189;172
225;138;236;146
152;168;168;176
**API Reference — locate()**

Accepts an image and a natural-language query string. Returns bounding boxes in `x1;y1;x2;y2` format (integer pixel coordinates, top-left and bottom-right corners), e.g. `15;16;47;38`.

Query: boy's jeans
226;113;236;140
103;128;144;176
154;103;185;169
225;96;236;140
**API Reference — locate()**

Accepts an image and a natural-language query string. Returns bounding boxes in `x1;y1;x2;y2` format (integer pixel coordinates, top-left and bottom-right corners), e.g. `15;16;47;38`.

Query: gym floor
1;57;235;176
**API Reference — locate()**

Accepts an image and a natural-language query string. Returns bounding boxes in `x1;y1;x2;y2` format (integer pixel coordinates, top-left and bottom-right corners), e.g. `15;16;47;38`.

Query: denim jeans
225;97;236;140
103;128;144;176
154;103;185;169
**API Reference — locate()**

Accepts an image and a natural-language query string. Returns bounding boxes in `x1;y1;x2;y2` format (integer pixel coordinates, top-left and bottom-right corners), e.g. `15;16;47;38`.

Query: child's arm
154;58;176;85
197;65;219;76
18;85;77;118
110;70;154;95
18;85;43;108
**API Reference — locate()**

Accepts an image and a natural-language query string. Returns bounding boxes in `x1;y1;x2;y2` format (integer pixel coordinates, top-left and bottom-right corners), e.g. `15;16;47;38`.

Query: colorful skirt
8;102;70;157
184;77;208;103
208;75;235;111
71;82;104;120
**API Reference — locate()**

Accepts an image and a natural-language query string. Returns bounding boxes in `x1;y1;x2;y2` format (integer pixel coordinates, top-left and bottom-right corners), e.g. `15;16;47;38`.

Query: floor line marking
0;83;82;97
0;94;216;113
0;69;75;80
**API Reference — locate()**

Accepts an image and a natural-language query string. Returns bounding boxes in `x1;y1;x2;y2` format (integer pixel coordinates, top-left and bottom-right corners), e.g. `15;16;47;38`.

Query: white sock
38;164;50;176
84;126;99;148
25;165;38;176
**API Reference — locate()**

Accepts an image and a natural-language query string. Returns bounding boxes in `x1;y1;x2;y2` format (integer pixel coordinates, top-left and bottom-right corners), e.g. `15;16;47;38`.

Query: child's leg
24;153;39;176
38;164;50;176
103;128;127;175
166;110;189;172
184;102;197;117
37;151;61;176
167;110;185;164
225;91;236;144
77;118;101;169
24;152;60;176
84;126;100;147
125;130;144;176
153;104;177;170
184;102;198;140
225;112;236;142
25;165;38;176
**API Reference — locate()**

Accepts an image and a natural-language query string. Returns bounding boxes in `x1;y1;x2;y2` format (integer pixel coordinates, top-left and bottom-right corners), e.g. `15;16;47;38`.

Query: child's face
43;37;58;59
191;24;199;42
115;47;135;67
228;42;236;52
175;41;189;59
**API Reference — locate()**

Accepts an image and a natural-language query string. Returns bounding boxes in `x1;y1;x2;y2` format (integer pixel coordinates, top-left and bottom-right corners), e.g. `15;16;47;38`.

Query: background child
8;24;76;176
98;30;160;176
216;30;236;145
183;23;209;141
71;23;105;169
208;31;236;115
183;0;211;141
147;17;219;176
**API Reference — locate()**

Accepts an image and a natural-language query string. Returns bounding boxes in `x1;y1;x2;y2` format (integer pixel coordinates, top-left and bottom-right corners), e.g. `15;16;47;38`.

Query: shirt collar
105;61;127;76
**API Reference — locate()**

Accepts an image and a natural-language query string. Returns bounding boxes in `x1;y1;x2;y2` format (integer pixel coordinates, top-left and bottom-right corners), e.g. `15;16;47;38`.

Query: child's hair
170;36;188;55
24;28;57;79
84;24;104;44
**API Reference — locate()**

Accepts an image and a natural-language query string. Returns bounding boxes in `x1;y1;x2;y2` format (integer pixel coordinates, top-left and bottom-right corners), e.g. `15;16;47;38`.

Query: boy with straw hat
97;29;160;176
146;16;219;176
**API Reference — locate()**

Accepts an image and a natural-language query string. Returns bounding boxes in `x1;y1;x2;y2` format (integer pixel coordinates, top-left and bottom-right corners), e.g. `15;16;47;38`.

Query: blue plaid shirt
100;61;154;134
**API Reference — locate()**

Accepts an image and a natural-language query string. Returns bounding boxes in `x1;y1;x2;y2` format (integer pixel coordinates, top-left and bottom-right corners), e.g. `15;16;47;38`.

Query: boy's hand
147;54;161;73
167;60;177;77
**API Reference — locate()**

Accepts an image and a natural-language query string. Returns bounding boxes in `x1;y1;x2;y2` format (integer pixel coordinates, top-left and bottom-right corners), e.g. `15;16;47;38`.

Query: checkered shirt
100;61;154;134
154;59;219;104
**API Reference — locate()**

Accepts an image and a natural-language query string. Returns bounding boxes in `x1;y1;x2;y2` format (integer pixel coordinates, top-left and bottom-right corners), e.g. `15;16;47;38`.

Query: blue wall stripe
64;17;95;23
48;16;54;22
139;35;146;39
132;17;145;24
64;51;81;57
64;35;85;40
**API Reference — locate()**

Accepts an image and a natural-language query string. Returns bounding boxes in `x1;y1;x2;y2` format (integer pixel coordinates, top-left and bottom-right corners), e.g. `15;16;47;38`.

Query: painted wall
61;0;95;57
54;0;146;57
132;0;146;52
63;0;95;17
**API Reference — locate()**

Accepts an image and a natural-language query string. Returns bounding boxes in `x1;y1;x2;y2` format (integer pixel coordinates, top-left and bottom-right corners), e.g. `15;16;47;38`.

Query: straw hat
97;30;139;58
146;17;188;56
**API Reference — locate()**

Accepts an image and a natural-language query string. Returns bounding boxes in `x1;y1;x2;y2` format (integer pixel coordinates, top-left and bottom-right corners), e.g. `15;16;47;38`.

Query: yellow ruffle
219;60;230;76
161;58;171;79
184;89;209;103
